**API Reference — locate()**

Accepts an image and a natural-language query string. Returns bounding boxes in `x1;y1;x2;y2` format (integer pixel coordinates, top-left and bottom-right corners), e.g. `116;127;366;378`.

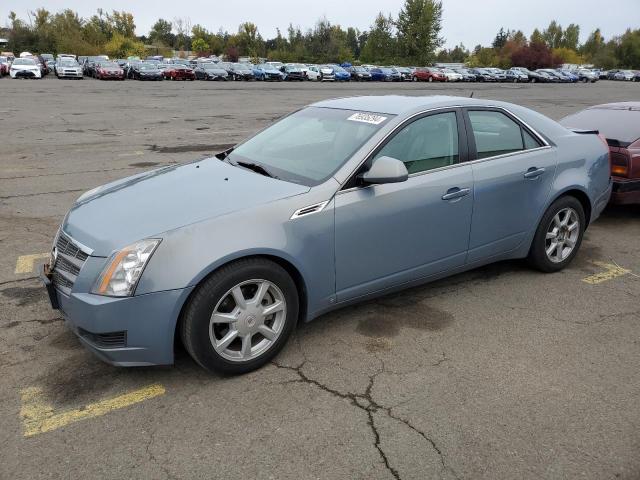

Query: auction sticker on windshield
347;112;388;125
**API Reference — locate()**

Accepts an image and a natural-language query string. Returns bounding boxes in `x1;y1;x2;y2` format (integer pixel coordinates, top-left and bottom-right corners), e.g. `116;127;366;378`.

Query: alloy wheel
209;279;287;362
545;207;580;263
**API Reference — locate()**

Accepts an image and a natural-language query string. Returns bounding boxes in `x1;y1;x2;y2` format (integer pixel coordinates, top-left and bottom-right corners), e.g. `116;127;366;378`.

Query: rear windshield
561;108;640;146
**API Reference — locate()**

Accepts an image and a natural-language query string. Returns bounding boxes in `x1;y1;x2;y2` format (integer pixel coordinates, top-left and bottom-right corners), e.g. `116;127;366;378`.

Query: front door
334;110;474;302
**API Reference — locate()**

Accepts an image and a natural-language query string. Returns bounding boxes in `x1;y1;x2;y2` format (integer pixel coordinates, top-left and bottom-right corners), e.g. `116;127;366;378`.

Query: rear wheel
180;258;298;374
527;196;585;273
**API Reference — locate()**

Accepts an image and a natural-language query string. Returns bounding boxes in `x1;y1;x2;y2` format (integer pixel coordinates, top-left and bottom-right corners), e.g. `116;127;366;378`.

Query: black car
347;66;372;81
280;65;305;81
394;66;413;81
469;68;497;82
607;69;621;80
194;63;229;81
512;67;549;83
130;63;163;81
228;63;255;81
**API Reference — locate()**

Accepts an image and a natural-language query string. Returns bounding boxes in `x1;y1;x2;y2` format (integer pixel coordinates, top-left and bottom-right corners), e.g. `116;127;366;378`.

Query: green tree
107;11;136;38
561;23;580;50
530;28;544;45
492;27;510;49
542;20;563;49
149;19;174;47
360;12;396;64
103;32;145;57
191;37;209;56
511;30;527;47
616;29;640;68
237;22;262;57
396;0;444;65
581;28;605;61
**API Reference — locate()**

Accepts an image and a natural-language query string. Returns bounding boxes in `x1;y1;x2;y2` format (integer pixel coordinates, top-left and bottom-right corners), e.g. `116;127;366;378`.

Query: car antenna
469;91;474;98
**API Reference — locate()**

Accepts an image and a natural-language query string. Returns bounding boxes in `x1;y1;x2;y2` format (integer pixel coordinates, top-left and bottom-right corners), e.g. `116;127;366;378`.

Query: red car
412;67;446;82
561;102;640;205
163;65;195;81
95;62;125;80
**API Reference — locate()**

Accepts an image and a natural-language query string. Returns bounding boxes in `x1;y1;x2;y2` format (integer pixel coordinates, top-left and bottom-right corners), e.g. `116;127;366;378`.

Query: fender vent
290;201;329;219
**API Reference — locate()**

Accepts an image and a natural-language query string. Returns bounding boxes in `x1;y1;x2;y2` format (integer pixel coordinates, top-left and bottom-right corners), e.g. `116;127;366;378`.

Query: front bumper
12;70;40;78
610;177;640;205
40;264;193;366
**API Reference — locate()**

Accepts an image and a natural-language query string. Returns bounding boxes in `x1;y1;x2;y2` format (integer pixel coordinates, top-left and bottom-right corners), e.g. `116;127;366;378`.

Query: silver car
41;96;612;374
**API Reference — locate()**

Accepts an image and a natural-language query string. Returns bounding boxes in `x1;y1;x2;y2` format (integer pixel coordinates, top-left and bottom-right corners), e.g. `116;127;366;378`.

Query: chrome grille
51;232;90;295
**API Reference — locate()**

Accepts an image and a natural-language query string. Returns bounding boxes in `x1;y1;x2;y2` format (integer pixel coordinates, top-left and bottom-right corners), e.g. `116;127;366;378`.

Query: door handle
524;167;545;179
441;187;471;201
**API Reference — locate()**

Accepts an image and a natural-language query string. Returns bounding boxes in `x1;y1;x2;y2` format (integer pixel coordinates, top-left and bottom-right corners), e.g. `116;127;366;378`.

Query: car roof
310;95;505;115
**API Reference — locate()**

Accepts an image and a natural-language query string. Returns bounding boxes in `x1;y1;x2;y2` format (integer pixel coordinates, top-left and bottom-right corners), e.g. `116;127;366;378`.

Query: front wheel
180;258;299;374
527;196;585;273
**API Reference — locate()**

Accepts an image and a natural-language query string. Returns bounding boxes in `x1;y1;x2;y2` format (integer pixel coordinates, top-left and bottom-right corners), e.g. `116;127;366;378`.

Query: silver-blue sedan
41;96;612;374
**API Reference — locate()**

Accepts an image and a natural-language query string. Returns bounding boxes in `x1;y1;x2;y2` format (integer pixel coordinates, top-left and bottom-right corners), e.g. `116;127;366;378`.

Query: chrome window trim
335;104;552;196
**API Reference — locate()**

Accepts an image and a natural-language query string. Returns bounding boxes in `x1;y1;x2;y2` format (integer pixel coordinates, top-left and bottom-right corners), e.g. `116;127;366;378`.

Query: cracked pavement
1;78;640;479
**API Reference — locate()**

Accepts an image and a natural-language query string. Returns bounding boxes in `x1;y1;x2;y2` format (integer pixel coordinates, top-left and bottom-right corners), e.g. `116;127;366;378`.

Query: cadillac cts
40;96;612;374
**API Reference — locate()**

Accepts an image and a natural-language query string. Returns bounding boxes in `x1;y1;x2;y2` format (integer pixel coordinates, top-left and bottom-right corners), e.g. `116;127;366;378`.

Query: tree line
3;2;639;68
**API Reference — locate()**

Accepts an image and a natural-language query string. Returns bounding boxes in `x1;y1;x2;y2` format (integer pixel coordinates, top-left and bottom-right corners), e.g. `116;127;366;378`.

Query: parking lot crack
0;188;85;200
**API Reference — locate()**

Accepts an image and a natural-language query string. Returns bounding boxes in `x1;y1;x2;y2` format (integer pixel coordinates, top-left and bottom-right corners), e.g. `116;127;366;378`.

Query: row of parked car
3;52;640;84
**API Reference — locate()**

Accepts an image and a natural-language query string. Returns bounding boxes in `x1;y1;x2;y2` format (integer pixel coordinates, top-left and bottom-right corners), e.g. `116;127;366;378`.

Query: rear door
464;108;558;262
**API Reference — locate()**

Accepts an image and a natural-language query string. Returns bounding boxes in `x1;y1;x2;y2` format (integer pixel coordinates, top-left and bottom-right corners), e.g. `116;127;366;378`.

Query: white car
305;65;321;81
614;70;635;81
56;59;83;79
10;58;41;79
307;65;335;81
440;68;463;82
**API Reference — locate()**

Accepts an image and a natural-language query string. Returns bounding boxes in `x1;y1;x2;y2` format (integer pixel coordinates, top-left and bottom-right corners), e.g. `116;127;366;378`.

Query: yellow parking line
15;253;49;274
20;384;165;437
582;261;631;285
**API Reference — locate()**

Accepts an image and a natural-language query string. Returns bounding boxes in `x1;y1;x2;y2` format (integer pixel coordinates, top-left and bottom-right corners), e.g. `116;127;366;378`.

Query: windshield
14;58;36;65
140;64;158;70
204;64;220;70
228;107;394;186
60;61;79;67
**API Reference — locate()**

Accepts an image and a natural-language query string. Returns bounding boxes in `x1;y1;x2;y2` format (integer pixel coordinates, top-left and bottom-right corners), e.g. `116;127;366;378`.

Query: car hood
63;158;310;256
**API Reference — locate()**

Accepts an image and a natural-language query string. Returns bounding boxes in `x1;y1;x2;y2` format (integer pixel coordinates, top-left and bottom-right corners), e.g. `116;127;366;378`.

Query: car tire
180;258;299;375
527;196;586;273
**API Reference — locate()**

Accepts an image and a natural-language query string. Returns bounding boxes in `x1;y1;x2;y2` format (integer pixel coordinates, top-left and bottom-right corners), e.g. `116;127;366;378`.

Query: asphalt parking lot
1;77;639;480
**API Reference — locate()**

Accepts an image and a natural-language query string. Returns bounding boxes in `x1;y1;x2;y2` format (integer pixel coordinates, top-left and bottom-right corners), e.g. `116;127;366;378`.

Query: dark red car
561;102;640;205
163;65;195;81
95;62;125;80
412;67;446;82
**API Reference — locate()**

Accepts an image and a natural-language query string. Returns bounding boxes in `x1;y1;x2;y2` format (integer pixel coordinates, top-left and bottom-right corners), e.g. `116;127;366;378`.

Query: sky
2;0;639;49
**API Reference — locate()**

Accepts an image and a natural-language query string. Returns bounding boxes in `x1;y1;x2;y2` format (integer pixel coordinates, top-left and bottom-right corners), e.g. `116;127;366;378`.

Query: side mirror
360;156;408;185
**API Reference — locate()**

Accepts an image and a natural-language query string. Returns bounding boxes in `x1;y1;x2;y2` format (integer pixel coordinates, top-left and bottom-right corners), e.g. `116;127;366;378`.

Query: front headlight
92;239;161;297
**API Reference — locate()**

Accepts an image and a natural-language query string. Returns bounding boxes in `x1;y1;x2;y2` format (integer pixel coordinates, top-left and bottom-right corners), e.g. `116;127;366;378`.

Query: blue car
252;63;283;81
41;96;612;374
328;64;351;81
369;67;397;81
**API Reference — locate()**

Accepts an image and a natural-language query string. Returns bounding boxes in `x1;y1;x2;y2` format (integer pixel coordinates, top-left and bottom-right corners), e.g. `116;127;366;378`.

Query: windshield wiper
235;161;277;179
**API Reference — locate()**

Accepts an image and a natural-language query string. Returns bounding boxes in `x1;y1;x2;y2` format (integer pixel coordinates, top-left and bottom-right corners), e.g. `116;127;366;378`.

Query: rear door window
468;110;542;159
